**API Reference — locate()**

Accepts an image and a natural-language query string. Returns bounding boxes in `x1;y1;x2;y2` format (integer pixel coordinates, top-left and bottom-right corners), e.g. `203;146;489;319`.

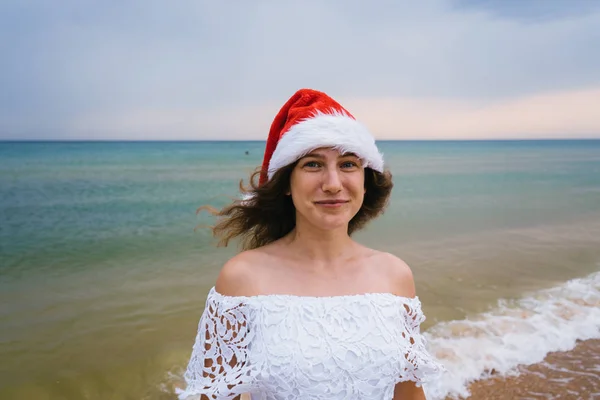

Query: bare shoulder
214;250;264;297
372;251;416;298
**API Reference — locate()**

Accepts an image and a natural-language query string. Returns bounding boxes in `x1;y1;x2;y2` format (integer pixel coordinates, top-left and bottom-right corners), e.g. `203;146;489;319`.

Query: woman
177;89;443;400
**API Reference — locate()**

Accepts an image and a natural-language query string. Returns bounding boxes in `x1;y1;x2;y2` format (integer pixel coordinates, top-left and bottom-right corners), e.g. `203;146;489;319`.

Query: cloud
0;0;599;139
453;0;600;22
53;86;599;141
352;87;600;139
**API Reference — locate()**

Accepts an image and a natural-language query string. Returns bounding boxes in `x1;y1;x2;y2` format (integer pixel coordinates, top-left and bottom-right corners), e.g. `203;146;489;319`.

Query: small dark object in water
245;151;249;155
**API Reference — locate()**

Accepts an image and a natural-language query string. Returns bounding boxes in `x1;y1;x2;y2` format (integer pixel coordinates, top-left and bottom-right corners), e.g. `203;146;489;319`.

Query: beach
1;140;599;399
464;339;600;399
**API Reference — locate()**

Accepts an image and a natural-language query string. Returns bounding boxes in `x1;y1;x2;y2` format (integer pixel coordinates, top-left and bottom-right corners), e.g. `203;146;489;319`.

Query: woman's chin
310;215;352;231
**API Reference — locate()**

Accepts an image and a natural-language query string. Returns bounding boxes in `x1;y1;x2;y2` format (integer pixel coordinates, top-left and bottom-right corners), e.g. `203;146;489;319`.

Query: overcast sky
1;0;599;140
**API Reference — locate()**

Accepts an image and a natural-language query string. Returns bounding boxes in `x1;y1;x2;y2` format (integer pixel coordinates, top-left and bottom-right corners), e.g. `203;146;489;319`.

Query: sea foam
424;270;600;399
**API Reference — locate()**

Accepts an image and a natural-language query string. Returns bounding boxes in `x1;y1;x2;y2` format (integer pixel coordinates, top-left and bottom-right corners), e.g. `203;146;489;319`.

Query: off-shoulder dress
177;287;443;400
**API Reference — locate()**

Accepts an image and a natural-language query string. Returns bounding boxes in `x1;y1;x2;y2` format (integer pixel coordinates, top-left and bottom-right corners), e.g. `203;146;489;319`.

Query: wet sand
455;339;600;400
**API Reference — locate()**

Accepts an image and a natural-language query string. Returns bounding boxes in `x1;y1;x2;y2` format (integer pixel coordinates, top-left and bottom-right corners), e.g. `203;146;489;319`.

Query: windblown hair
198;163;393;251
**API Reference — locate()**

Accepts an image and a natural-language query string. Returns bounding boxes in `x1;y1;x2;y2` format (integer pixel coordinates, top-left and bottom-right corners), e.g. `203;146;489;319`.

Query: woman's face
289;147;365;231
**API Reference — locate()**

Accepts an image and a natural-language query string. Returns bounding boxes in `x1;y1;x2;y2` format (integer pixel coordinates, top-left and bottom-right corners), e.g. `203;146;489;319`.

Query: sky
1;0;599;140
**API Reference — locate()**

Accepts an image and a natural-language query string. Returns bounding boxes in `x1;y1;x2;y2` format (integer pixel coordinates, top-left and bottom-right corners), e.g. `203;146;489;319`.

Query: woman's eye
341;161;358;168
304;161;320;168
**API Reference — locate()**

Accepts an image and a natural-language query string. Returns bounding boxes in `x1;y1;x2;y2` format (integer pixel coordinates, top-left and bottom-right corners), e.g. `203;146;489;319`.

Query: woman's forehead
303;147;359;158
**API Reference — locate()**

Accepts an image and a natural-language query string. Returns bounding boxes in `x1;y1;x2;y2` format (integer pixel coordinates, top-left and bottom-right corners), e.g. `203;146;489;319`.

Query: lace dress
177;287;443;400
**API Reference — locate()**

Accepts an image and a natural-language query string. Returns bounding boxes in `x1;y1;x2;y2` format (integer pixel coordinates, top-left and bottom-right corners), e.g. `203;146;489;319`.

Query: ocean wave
424;270;600;399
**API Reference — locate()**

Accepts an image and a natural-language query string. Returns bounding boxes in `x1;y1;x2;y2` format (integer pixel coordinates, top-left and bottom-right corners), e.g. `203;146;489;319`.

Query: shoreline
451;338;600;399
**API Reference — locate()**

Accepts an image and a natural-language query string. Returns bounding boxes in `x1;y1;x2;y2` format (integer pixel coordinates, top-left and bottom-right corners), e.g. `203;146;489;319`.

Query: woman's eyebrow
301;153;325;159
302;152;359;159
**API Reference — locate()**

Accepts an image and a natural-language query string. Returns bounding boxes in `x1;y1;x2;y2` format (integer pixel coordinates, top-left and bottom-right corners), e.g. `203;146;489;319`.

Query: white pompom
240;192;255;206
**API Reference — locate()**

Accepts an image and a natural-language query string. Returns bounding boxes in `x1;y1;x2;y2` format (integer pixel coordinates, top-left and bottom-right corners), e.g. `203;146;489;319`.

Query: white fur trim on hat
267;111;384;180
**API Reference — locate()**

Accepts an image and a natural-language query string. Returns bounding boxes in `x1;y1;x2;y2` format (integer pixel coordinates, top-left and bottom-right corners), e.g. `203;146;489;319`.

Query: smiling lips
314;200;349;208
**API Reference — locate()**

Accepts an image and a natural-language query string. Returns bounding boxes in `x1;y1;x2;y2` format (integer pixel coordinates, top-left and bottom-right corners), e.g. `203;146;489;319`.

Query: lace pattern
177;292;259;399
395;301;442;386
178;288;443;400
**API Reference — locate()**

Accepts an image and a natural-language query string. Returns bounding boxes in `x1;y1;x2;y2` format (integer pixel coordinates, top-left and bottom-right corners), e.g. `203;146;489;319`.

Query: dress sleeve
177;289;257;400
395;297;444;387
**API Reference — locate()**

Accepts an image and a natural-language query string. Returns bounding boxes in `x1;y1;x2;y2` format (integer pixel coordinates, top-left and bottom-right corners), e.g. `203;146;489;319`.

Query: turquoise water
3;140;599;272
1;140;599;399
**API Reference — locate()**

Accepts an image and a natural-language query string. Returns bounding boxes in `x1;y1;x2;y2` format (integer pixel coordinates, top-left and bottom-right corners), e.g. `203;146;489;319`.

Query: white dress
177;287;443;400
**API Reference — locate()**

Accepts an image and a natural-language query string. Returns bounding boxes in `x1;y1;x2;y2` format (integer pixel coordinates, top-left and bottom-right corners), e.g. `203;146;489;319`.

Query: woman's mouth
314;200;349;208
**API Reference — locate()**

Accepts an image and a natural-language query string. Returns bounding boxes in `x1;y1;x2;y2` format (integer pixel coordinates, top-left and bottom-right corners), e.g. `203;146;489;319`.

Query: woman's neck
282;224;357;265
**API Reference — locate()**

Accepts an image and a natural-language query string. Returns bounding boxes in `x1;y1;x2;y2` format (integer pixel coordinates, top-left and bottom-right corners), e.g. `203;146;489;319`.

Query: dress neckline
209;286;420;303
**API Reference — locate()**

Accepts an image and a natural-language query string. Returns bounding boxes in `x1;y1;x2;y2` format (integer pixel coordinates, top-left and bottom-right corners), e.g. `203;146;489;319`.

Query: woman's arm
178;255;257;400
386;253;428;400
393;381;427;400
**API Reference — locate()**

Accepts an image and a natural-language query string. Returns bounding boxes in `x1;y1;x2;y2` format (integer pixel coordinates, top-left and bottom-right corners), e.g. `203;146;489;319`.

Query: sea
1;140;599;400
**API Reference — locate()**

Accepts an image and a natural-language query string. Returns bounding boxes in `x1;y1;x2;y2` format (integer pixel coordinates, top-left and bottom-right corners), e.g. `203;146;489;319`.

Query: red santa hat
259;88;384;185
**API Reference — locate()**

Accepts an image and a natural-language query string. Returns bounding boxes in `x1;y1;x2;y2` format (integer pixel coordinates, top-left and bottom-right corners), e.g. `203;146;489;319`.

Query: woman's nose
321;168;342;193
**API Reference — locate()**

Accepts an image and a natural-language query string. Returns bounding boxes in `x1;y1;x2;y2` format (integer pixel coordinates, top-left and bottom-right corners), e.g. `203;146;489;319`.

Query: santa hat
259;89;384;185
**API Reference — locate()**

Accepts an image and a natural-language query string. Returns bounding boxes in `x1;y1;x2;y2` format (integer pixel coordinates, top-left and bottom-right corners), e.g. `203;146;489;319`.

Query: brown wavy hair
197;162;393;251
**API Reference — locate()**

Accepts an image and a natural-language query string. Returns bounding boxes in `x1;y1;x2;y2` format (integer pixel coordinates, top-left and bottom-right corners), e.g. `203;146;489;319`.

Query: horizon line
2;137;600;143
